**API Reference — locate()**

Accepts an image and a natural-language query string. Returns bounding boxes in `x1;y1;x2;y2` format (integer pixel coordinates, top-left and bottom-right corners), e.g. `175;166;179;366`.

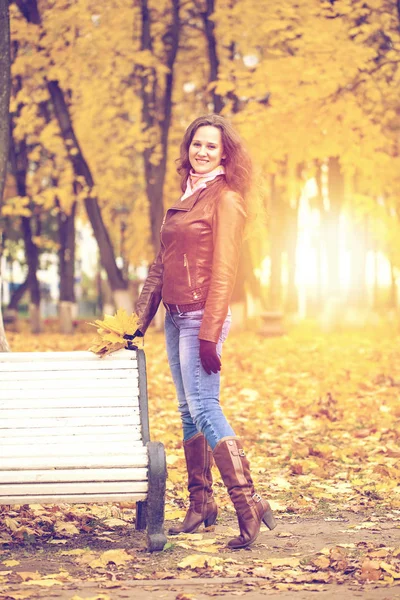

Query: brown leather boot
213;436;277;549
169;432;218;535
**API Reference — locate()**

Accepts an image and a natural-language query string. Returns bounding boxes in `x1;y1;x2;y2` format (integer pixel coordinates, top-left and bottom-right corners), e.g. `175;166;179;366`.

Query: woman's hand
199;339;221;374
123;329;144;350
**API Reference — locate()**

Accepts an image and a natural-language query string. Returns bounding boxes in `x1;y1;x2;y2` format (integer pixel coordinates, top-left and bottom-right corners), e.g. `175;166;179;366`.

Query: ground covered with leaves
1;321;400;599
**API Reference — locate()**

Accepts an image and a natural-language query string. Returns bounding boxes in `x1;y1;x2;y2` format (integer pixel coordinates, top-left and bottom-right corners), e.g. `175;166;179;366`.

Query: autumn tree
136;0;180;252
13;0;132;313
6;0;400;327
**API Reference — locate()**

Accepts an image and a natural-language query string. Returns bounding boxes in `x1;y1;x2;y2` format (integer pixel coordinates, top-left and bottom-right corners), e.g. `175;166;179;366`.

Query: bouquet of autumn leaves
88;309;143;357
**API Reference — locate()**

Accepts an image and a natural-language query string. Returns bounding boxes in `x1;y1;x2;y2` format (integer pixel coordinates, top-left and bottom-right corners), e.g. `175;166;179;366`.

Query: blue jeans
165;308;235;450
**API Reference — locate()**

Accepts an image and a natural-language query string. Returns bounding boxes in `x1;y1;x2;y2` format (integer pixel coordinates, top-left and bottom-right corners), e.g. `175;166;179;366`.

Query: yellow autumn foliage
1;323;400;593
88;308;141;356
4;0;400;269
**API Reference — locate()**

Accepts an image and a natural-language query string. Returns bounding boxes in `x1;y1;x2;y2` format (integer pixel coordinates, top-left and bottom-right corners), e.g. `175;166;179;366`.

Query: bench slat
0;369;138;382
2;432;140;446
0;452;148;470
2;493;147;505
0;415;141;429
0;481;148;496
1;377;138;390
0;350;137;363
0;468;147;484
1;442;145;458
0;398;139;409
1;424;140;439
1;406;139;420
0;388;138;400
0;361;138;372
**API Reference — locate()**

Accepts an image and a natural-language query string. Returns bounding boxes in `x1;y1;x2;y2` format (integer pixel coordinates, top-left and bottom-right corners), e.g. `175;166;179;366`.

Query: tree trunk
201;0;224;113
140;0;180;253
314;160;324;312
348;216;368;307
0;0;10;351
58;200;77;334
389;261;397;310
8;276;29;311
6;275;29;329
324;157;344;297
22;216;42;333
285;208;299;313
373;244;379;310
284;166;302;313
9;134;42;333
0;0;10;207
268;174;284;311
0;279;10;351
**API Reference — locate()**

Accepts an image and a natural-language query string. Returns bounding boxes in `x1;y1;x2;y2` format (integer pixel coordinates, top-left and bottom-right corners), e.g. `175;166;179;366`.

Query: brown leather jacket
136;176;247;343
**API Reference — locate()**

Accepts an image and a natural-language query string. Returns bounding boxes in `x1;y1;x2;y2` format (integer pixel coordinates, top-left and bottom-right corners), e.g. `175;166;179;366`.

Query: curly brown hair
176;114;253;200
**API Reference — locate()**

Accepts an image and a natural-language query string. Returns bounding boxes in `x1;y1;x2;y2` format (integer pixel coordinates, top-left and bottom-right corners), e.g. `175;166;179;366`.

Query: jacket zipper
183;253;192;287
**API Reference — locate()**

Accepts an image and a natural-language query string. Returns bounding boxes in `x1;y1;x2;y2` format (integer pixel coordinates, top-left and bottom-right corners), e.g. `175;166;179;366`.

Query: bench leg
136;501;147;531
146;441;167;552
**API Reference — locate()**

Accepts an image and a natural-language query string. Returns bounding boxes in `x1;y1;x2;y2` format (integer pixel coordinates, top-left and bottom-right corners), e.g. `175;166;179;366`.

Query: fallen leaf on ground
17;571;41;581
359;559;382;581
54;521;80;536
178;554;224;569
89;549;133;569
70;595;111;600
265;557;301;568
380;562;400;579
312;556;330;569
23;579;63;587
165;509;189;521
5;592;35;600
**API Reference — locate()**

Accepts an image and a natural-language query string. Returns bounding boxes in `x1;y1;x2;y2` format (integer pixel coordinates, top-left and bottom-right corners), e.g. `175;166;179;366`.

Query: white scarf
180;166;225;201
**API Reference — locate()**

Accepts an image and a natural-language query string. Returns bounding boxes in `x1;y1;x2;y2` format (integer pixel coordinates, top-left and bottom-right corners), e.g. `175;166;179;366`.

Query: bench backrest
0;349;150;504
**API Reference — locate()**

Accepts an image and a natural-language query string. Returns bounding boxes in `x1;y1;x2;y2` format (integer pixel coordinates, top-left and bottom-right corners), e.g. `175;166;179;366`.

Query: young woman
136;114;276;549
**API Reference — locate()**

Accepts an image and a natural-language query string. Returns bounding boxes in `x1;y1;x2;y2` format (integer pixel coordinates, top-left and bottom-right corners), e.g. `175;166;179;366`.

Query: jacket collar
168;176;225;212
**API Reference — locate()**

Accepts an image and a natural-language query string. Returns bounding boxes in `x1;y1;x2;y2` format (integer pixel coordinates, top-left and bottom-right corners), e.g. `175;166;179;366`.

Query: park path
1;512;399;600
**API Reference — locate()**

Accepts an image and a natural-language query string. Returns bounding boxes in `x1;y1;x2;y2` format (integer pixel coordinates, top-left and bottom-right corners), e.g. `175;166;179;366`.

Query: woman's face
188;125;225;174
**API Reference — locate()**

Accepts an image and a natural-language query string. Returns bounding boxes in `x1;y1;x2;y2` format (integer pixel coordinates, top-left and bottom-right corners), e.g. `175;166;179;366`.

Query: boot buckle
252;493;262;503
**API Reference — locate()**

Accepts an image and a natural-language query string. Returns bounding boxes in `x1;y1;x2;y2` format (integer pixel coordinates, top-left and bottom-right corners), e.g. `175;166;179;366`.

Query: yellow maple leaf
177;554;224;569
88;309;141;356
266;557;301;568
380;562;400;579
89;549;133;569
103;332;125;344
17;572;41;582
54;521;79;536
4;517;19;532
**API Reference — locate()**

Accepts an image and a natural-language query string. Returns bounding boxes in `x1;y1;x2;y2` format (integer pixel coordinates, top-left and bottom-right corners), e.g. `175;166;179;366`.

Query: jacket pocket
183;253;192;287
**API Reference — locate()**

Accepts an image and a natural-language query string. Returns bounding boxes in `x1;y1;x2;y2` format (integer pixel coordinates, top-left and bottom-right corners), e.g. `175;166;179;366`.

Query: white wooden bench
0;348;167;551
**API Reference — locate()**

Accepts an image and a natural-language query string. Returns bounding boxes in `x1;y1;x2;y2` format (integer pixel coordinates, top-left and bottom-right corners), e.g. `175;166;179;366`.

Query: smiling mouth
196;159;208;163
